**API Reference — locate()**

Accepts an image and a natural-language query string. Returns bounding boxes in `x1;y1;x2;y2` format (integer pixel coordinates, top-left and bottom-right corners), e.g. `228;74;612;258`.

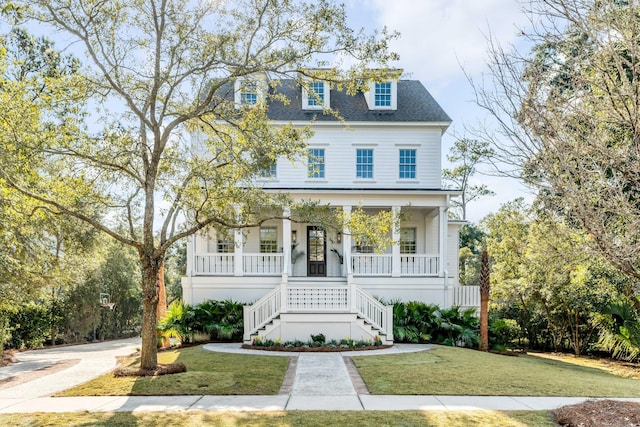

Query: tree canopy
3;0;399;368
473;0;640;297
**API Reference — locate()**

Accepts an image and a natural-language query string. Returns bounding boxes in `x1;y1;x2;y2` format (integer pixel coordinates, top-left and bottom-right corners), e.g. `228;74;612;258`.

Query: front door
307;226;326;277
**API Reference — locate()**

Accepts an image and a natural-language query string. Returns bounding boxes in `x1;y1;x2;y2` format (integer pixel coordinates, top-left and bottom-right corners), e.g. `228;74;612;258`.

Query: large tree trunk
140;254;161;370
156;259;169;349
479;250;491;352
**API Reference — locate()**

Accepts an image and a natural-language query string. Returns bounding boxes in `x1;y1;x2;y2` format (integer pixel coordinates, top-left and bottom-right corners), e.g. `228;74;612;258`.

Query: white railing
453;286;480;307
352;254;392;276
401;255;439;276
354;286;394;340
243;286;282;341
286;286;349;311
194;254;234;275
243;253;284;275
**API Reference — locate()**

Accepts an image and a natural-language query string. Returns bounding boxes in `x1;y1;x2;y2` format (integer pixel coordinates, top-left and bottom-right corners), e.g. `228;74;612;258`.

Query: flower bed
244;334;392;352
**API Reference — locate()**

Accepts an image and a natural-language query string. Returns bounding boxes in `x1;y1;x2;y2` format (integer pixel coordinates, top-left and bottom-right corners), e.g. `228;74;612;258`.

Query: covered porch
187;204;452;280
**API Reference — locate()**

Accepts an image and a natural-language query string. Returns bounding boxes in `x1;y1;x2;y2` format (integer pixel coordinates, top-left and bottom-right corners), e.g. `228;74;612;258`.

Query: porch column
282;206;291;281
342;205;352;280
391;206;401;277
439;206;447;277
187;234;194;277
234;206;244;277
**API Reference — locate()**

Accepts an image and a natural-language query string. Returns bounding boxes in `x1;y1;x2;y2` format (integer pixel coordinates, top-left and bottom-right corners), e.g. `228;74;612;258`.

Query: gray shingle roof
265;79;451;123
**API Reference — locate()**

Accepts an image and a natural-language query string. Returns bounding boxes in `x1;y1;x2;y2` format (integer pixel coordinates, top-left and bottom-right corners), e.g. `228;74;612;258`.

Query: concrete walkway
1;339;640;413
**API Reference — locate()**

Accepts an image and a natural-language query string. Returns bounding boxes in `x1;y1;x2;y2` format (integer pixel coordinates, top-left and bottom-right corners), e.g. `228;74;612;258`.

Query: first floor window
308;148;325;178
217;231;234;253
399;149;416;179
356;148;373;179
400;228;417;254
260;227;278;253
354;237;374;254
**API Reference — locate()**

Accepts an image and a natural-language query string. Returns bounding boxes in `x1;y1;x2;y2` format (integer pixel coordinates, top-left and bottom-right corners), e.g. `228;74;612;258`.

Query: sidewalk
1;340;640;413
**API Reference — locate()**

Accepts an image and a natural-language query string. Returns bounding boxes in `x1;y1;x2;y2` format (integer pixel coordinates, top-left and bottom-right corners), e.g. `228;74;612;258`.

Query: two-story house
181;74;479;344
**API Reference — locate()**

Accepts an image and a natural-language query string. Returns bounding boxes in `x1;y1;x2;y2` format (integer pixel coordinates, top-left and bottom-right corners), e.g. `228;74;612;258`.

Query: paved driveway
0;338;140;399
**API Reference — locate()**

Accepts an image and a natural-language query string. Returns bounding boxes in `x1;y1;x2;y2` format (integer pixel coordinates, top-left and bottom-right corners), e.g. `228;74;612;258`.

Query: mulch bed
554;400;640;426
241;344;393;352
113;362;187;377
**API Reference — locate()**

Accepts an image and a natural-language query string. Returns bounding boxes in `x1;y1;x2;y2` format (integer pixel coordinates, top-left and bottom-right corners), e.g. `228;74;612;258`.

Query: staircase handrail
243;285;282;340
354;286;394;341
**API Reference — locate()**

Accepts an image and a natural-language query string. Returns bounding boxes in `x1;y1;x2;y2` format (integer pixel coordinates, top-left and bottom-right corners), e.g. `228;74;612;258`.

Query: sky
344;0;535;223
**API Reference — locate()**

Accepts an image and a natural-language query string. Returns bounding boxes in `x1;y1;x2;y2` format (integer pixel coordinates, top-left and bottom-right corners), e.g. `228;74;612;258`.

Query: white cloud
365;0;528;86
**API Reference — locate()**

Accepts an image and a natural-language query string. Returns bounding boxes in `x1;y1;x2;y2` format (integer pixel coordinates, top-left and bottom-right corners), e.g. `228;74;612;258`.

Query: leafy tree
484;199;629;354
458;223;486;286
442;138;494;220
472;0;640;306
6;0;399;369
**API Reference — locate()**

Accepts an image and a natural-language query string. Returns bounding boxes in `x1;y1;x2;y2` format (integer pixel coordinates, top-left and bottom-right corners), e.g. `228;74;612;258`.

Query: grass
0;410;558;426
57;345;289;396
353;345;640;396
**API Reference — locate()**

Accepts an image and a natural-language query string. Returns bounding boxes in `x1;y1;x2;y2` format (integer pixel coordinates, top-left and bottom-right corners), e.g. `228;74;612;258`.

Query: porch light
337;231;342;243
292;230;297;243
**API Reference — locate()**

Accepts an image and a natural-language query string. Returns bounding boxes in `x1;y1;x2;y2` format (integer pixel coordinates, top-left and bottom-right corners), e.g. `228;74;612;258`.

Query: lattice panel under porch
287;287;349;311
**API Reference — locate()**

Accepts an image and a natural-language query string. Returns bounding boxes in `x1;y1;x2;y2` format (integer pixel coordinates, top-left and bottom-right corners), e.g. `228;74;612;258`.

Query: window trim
356;148;374;179
399;148;417;180
302;80;330;110
307;148;326;179
260;226;278;253
400;227;417;254
365;80;397;110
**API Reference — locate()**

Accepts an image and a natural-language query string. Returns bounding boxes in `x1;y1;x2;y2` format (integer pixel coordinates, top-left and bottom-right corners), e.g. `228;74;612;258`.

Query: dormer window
234;76;265;108
303;80;330;110
240;82;257;105
374;82;392;107
364;80;397;110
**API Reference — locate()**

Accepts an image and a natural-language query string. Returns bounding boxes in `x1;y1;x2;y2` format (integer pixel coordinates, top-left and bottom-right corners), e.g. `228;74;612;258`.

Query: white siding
263;125;443;189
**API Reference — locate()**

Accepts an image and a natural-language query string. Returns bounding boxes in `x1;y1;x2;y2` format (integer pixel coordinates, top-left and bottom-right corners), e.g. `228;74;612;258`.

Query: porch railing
401;255;439;276
453;286;480;307
352;254;392;276
243;285;281;341
243;253;284;275
194;254;234;275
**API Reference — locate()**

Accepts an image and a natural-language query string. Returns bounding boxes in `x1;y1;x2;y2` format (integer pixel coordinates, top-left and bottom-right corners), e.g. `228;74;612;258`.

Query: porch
191;253;440;277
187;204;450;280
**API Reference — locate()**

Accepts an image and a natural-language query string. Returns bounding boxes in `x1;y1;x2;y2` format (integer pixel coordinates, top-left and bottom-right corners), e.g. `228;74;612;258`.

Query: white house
181;74;479;344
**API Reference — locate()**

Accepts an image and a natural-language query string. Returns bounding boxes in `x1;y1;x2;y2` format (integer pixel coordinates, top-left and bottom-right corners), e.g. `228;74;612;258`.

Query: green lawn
353;345;640;396
57;345;290;396
0;410;558;426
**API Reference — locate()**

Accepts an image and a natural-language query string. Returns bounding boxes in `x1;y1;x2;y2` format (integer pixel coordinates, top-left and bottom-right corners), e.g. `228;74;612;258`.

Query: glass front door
307;226;326;277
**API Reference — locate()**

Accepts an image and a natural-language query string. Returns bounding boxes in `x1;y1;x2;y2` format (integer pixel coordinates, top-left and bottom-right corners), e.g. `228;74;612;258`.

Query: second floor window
260;163;277;179
375;82;391;107
260;227;278;253
400;228;417;254
240;81;257;105
307;81;325;106
356;149;373;179
308;148;325;178
399;149;416;179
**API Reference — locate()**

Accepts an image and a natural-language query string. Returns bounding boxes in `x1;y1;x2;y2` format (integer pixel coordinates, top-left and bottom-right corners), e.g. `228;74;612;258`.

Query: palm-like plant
597;299;640;361
157;300;194;345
